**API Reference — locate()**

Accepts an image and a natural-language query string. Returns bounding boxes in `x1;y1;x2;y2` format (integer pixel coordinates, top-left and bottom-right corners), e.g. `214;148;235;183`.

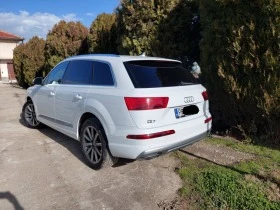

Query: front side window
124;60;199;88
44;61;69;85
93;61;114;86
62;60;93;85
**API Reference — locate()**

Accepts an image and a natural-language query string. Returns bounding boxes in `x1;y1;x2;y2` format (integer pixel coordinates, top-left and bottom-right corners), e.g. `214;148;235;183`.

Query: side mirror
33;77;43;85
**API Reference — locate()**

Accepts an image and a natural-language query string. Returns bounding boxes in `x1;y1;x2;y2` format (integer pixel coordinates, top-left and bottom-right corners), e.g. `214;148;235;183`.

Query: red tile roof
0;30;24;41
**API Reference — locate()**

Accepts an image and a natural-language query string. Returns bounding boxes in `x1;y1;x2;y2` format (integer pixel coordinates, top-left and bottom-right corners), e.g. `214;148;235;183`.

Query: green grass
207;137;280;163
176;137;280;209
207;137;280;184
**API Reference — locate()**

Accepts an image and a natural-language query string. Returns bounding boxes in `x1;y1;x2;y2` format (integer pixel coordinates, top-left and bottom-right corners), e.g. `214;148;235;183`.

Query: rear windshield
124;60;199;88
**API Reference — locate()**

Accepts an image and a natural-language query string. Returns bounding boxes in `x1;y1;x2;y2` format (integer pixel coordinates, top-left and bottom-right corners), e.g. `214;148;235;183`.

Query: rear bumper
108;114;212;159
136;130;209;159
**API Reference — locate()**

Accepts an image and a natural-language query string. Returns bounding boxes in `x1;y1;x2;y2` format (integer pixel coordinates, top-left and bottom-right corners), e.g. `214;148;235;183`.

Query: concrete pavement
0;82;181;210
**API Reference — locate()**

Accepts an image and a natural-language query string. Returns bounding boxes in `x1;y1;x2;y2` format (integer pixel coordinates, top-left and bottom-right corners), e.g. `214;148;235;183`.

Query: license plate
174;107;185;119
175;105;199;119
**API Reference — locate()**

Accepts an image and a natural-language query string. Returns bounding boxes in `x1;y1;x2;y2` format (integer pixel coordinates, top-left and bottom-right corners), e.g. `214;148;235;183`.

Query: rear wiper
179;81;193;86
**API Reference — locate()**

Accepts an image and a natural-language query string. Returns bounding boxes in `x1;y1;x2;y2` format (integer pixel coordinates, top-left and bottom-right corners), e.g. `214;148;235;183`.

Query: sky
0;0;120;41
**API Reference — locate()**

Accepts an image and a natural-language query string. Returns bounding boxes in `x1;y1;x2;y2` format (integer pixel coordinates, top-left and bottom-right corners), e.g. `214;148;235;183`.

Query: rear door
55;60;93;132
123;60;210;129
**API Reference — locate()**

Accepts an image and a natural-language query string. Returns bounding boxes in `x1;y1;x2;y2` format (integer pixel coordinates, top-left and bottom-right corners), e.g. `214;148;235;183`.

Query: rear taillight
127;130;175;140
205;117;212;123
124;97;169;110
202;91;209;101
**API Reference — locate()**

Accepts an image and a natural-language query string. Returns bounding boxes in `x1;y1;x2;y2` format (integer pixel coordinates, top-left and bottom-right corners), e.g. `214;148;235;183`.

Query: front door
36;84;58;123
35;61;69;124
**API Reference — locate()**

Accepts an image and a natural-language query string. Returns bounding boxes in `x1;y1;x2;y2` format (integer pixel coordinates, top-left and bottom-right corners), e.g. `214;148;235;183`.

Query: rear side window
93;61;114;86
124;60;199;88
62;60;93;85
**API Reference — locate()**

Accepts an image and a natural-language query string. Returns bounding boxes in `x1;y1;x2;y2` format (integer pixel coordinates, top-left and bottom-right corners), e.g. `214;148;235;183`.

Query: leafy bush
22;36;45;85
13;36;45;87
116;0;181;55
13;43;28;88
44;20;88;74
88;13;118;54
152;0;200;61
199;0;280;144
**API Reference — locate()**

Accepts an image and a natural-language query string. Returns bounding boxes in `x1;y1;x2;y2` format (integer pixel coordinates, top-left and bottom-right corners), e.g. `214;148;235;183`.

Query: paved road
0;82;181;210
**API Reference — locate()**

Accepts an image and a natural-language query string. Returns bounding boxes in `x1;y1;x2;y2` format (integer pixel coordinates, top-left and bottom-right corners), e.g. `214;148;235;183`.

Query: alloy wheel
24;103;40;127
82;126;103;164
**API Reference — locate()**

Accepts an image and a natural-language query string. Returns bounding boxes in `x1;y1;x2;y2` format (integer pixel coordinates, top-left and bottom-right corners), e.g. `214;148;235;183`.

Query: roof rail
73;54;120;57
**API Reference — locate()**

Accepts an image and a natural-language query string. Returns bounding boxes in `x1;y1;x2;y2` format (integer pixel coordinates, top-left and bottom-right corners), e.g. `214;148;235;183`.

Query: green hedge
13;36;45;87
200;0;280;144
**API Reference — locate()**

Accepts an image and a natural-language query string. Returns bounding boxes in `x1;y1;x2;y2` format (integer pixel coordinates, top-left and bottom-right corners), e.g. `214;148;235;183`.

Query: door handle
50;91;55;96
75;94;83;100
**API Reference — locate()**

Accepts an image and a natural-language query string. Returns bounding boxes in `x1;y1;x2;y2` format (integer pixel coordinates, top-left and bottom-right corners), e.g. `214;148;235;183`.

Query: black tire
80;118;118;170
22;100;41;129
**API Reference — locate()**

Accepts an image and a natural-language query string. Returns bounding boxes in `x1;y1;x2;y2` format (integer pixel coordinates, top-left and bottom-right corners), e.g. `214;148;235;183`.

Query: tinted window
45;61;69;85
62;60;93;85
124;60;199;88
93;61;114;86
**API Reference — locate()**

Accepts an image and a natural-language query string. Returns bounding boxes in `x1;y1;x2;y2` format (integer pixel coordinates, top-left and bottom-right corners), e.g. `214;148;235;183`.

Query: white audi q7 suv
22;54;212;170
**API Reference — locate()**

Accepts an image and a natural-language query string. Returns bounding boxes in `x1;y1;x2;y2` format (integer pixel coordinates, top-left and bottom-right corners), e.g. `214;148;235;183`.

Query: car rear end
109;58;212;159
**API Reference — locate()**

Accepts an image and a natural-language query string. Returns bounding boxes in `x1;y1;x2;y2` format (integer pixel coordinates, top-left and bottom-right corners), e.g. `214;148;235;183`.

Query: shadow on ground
179;149;279;185
0;191;24;210
19;118;135;169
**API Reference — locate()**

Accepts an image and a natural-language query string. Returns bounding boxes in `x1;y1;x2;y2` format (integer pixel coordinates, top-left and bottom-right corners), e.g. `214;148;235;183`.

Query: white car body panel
26;54;212;159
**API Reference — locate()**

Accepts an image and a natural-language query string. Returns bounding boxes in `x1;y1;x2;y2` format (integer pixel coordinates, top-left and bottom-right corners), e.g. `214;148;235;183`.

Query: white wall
0;40;19;60
0;40;21;81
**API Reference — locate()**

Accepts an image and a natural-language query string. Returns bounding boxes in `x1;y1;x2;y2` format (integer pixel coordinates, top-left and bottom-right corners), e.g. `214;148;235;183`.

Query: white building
0;30;24;82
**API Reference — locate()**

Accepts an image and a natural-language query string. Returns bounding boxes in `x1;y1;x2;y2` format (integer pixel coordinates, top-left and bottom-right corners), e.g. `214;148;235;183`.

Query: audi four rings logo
184;96;194;103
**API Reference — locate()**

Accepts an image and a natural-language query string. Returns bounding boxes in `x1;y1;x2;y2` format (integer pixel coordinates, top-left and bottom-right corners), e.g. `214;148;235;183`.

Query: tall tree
153;0;200;61
116;0;180;56
13;43;28;88
88;13;118;54
22;36;45;86
200;0;280;144
116;0;198;59
13;36;45;87
44;21;88;74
